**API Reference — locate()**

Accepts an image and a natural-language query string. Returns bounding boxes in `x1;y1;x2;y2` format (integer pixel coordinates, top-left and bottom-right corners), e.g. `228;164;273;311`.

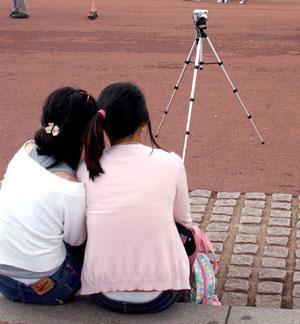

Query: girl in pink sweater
78;82;192;313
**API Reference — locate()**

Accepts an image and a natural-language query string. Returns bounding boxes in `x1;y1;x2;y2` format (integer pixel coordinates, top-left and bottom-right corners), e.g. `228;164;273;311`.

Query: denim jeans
12;0;27;12
0;243;85;305
92;290;183;314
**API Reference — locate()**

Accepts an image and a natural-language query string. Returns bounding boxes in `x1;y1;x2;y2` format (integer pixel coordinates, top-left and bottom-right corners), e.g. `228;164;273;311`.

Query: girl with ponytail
0;87;97;304
78;82;192;314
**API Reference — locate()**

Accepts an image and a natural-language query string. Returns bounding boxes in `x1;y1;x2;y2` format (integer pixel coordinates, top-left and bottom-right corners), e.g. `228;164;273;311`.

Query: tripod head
192;9;208;38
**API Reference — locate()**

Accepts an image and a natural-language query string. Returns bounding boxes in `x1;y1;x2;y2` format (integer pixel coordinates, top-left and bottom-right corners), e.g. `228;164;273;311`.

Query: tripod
155;24;265;162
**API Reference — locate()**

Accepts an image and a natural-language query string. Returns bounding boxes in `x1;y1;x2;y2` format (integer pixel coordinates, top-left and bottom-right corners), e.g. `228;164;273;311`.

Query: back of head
84;82;159;180
98;82;149;141
34;87;97;170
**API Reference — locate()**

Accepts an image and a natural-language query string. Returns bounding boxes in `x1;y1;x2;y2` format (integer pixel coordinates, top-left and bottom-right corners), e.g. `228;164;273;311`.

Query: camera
192;9;208;27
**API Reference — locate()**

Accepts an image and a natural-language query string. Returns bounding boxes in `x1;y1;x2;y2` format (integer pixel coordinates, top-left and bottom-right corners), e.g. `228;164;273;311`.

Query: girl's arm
62;192;87;246
173;158;193;228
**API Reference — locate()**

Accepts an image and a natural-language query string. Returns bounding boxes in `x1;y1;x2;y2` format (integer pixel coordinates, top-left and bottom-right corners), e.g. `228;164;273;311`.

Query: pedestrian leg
15;0;28;13
12;0;17;10
10;0;29;18
88;0;98;20
10;0;17;14
91;0;95;11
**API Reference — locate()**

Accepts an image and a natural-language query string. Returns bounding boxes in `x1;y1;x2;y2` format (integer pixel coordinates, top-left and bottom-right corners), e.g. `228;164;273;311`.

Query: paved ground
0;0;300;194
189;189;300;309
1;296;300;324
0;1;300;320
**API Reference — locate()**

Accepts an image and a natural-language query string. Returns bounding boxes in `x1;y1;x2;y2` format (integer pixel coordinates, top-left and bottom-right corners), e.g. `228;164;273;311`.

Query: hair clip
45;123;60;136
98;109;106;119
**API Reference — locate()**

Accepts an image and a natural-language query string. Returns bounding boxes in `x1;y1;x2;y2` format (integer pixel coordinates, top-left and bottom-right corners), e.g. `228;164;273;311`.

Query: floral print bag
177;224;221;305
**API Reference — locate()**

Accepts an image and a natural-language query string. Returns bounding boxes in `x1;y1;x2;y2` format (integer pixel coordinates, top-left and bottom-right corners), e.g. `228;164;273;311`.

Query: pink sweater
77;144;192;294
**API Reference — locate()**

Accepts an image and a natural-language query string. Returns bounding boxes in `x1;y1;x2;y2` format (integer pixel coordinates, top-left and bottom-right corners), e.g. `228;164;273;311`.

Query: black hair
84;82;160;180
34;87;98;171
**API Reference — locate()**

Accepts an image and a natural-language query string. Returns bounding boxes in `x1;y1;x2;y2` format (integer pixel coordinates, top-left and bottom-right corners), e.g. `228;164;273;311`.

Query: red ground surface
0;0;299;194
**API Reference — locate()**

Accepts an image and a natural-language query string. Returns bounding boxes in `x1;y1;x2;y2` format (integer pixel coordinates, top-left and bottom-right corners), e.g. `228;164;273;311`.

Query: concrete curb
1;296;300;324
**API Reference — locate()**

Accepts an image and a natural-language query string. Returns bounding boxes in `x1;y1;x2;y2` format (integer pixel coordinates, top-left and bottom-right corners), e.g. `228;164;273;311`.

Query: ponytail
84;112;106;180
34;128;58;156
147;120;161;149
84;83;162;181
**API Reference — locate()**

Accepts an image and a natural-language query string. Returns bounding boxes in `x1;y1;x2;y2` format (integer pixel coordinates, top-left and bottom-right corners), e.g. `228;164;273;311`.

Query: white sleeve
173;159;193;229
62;193;87;246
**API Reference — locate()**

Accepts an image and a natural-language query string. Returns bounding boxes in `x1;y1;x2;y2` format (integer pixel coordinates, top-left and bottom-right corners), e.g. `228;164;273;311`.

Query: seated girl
78;82;192;314
0;87;97;304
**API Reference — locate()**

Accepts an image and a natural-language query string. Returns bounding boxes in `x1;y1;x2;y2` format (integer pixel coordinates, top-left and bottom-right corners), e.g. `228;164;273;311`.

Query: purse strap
190;226;218;273
176;223;218;273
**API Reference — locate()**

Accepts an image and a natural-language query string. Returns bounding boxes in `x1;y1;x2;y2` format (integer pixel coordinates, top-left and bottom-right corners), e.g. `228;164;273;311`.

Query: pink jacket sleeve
173;159;192;228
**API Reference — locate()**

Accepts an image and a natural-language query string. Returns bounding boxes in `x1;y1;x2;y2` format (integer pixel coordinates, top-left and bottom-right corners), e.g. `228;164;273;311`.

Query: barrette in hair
98;109;106;119
45;123;60;136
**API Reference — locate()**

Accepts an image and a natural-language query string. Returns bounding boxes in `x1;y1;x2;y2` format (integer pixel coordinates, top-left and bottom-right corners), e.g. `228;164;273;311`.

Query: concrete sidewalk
1;295;300;324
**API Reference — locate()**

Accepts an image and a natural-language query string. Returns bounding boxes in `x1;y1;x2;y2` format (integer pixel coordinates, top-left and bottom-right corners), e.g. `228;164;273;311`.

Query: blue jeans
92;290;183;314
12;0;27;12
0;243;85;305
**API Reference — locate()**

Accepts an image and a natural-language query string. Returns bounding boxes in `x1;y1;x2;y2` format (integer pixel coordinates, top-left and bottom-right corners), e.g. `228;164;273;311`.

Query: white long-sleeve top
77;144;192;294
0;143;87;272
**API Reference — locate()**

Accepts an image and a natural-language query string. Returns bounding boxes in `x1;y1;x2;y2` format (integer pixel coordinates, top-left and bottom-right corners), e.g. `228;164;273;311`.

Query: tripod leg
182;37;203;162
206;36;265;144
155;41;196;137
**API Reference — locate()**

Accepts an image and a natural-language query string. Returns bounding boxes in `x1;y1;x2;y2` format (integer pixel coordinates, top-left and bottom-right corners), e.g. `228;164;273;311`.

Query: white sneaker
217;0;228;3
240;0;248;4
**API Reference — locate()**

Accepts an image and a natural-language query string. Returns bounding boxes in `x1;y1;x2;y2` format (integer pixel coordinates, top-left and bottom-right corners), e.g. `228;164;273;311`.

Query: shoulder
151;148;183;168
52;171;79;183
24;140;36;154
152;148;181;161
76;160;89;181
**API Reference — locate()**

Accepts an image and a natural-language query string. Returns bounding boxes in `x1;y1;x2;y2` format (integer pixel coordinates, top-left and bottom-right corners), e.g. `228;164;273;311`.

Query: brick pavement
190;189;300;309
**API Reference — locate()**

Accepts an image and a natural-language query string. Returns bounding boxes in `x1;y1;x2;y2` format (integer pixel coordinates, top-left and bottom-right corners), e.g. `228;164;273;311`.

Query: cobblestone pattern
189;190;298;309
207;192;239;270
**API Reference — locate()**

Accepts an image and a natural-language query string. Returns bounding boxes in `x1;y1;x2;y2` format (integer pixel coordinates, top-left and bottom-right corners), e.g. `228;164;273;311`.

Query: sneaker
87;10;98;20
240;0;248;3
10;10;29;19
9;9;17;17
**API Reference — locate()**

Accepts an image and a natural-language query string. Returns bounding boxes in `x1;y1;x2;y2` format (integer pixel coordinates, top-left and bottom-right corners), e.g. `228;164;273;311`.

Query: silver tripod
155;11;265;162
